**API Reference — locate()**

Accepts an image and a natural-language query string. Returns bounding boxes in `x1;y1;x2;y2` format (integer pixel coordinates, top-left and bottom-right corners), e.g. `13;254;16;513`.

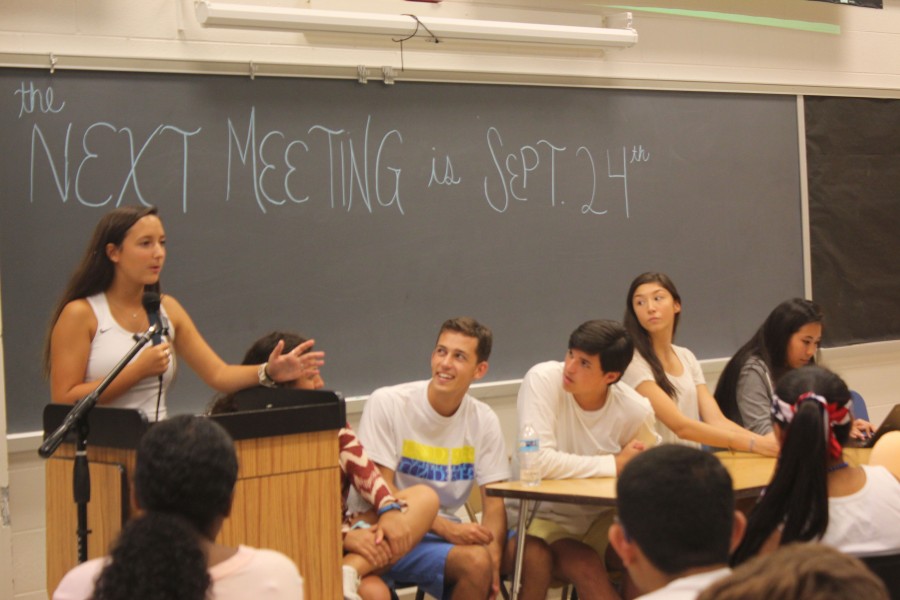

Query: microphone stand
39;322;161;563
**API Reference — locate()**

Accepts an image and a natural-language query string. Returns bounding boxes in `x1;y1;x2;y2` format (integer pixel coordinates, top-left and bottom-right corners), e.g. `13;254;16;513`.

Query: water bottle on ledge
518;423;541;487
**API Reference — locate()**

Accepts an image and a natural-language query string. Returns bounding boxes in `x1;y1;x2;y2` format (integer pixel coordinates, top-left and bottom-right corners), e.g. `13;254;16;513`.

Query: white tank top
822;464;900;557
85;293;175;421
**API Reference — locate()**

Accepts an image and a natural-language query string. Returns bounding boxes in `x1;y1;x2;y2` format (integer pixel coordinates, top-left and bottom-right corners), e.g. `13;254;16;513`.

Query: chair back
851;390;870;422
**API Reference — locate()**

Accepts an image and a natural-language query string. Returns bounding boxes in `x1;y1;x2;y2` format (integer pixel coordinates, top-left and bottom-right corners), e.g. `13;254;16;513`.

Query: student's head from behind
90;415;237;600
135;414;238;538
238;331;323;390
610;445;743;587
430;317;492;397
770;365;852;457
697;543;889;600
730;366;854;565
624;272;682;338
761;298;823;372
564;320;633;394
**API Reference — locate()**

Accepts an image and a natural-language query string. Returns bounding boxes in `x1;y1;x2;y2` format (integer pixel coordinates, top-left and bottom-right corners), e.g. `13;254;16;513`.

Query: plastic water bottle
518;423;541;487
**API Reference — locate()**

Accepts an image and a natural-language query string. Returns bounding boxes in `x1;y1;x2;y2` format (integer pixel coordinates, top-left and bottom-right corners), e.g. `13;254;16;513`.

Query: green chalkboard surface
0;69;803;432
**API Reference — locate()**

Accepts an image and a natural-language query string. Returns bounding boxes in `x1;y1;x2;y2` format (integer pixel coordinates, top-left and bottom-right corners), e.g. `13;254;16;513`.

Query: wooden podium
43;390;345;599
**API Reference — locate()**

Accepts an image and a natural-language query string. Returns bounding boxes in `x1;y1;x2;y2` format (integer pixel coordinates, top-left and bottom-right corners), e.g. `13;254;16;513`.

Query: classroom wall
2;1;900;598
2;0;900;94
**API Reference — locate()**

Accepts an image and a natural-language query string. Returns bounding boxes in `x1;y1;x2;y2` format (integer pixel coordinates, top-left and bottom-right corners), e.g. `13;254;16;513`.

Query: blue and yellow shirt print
398;440;476;482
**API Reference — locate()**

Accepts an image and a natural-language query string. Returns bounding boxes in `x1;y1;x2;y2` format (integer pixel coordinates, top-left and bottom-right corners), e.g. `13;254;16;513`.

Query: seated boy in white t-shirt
502;320;658;600
357;317;511;600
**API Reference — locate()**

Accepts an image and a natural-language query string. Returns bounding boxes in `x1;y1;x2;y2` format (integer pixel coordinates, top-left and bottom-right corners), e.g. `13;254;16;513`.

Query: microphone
142;291;163;346
142;291;168;422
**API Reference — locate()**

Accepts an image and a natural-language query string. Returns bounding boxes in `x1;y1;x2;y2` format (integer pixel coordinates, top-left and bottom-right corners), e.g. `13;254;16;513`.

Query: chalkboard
0;69;803;433
806;96;900;347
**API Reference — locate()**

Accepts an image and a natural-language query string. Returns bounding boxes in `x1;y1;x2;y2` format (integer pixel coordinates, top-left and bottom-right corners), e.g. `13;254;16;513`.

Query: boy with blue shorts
357;317;510;599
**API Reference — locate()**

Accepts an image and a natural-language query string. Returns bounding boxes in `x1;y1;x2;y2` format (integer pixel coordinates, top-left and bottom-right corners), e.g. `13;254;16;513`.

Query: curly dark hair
89;415;238;600
91;513;209;600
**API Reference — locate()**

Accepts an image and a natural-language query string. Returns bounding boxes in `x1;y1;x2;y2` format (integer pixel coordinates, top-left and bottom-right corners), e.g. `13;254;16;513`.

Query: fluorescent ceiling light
195;2;638;48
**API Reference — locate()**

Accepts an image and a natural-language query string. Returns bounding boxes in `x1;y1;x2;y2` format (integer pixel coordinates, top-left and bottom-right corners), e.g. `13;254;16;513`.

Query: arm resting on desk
518;365;619;478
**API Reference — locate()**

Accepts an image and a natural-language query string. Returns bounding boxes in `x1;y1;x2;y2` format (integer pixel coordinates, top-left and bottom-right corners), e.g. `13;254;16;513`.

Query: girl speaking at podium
44;206;322;421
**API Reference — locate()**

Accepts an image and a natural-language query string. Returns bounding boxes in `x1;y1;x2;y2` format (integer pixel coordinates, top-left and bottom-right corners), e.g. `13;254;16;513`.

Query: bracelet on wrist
377;502;403;516
258;362;277;388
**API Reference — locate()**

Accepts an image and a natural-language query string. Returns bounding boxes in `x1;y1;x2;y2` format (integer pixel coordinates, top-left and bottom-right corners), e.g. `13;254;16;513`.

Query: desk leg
510;498;531;600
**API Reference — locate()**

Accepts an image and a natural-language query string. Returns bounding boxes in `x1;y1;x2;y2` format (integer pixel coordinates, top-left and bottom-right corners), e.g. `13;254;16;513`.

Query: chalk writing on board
14;81;65;118
483;126;650;217
226;109;405;215
428;150;461;188
30;122;201;211
18;81;651;218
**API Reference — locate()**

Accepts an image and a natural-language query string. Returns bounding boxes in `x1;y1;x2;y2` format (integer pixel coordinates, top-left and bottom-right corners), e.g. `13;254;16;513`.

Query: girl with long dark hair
45;206;322;420
714;298;873;439
622;272;778;455
731;366;900;565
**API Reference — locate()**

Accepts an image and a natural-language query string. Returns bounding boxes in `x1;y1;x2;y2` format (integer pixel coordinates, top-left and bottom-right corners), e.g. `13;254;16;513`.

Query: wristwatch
258;362;277;388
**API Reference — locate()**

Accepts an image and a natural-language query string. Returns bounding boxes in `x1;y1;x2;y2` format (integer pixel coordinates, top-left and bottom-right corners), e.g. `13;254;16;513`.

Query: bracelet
258;363;277;388
749;437;756;453
377;502;403;516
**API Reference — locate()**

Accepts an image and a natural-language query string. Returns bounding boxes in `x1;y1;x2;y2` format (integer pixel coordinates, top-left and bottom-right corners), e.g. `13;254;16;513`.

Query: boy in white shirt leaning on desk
502;320;658;600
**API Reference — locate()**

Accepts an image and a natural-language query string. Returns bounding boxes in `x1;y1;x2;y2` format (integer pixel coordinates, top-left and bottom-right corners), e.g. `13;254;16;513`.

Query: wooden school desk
487;449;872;600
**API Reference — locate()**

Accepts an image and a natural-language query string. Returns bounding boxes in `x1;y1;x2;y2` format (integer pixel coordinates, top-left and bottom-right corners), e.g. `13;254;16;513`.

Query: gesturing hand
265;338;325;384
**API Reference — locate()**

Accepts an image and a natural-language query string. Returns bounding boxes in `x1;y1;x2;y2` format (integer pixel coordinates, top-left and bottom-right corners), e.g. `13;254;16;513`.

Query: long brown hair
43;206;161;374
714;298;823;424
623;272;682;398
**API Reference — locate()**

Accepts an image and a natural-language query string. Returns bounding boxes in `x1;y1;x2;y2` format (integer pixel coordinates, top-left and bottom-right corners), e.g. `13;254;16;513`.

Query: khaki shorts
524;509;617;557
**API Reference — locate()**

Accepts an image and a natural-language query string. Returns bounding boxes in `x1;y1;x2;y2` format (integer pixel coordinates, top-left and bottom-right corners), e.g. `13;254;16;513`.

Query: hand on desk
614;439;647;474
344;525;392;568
756;433;780;457
850;418;875;441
